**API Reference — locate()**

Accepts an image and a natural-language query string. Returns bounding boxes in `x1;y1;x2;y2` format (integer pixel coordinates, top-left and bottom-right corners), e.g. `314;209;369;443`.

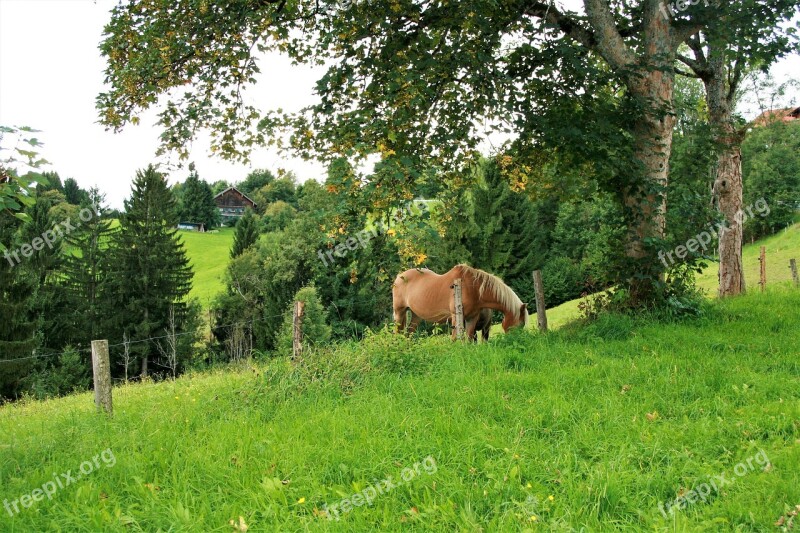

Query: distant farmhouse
214;187;257;223
752;106;800;127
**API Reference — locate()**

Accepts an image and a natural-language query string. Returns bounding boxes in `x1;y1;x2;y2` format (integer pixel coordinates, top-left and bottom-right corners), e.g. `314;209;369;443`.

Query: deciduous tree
97;0;793;305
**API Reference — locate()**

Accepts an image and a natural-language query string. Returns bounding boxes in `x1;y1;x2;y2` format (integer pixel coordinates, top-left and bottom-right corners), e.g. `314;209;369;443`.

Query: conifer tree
0;212;38;398
179;163;220;229
61;188;114;346
108;165;193;377
230;208;259;259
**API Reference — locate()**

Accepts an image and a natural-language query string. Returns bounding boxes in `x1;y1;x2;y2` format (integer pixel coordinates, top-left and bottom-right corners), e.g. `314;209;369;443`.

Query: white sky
1;0;797;209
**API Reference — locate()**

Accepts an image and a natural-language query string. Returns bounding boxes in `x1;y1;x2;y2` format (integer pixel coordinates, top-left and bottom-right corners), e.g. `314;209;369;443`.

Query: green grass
1;288;798;531
178;228;235;305
695;224;800;293
528;223;800;330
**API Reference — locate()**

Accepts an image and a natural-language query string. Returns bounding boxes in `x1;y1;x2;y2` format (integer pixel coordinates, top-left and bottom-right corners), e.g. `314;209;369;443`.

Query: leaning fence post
532;270;548;332
790;258;799;288
292;300;305;359
759;246;766;292
452;278;465;340
91;340;112;416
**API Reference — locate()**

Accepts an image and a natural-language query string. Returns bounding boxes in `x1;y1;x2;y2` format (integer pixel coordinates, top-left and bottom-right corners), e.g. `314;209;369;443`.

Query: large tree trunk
712;138;745;296
584;0;677;306
706;53;745;297
624;68;676;304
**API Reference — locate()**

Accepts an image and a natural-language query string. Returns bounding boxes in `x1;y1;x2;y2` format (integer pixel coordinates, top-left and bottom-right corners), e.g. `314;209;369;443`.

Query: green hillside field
178;227;235;305
532;223;800;330
1;286;798;531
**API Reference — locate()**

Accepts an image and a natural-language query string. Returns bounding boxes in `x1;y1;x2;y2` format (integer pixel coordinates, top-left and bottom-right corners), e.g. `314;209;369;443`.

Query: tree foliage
230;208;259;259
0;212;38;398
742;120;800;240
179;164;221;229
106;165;194;377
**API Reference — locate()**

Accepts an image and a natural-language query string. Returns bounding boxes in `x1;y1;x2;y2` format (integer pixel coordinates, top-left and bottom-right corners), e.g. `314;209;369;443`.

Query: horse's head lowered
502;302;529;332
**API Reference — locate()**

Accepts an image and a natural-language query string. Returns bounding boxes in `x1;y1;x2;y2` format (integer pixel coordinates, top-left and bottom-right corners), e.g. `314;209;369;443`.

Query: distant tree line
0;166;198;400
1;99;796;399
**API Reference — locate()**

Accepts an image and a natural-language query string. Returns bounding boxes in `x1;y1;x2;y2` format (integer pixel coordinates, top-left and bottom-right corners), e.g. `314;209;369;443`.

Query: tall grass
1;288;798;531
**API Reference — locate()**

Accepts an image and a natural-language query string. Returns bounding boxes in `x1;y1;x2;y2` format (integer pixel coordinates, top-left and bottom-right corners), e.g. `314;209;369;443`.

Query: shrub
276;286;332;356
541;256;586;306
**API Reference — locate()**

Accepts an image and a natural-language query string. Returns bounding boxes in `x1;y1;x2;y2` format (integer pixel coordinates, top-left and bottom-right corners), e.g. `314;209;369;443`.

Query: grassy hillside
178;227;235;304
1;288;798;531
695;224;800;293
532;223;800;330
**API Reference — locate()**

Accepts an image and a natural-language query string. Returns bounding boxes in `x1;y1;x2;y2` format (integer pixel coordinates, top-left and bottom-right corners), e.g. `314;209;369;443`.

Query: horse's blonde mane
456;264;525;317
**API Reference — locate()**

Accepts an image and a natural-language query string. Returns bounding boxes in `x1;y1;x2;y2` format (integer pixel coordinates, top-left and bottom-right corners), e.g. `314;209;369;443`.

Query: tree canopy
97;0;799;305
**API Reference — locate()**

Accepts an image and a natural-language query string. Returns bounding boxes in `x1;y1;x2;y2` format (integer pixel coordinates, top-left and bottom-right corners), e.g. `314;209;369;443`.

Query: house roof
213;186;258;208
752;107;800;127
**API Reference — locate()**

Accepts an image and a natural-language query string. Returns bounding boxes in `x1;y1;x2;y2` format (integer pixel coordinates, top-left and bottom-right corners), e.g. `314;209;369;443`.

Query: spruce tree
63;178;88;205
471;159;538;303
21;189;69;354
108;165;193;378
230;208;259;259
61;188;114;346
0;212;38;398
179;163;220;229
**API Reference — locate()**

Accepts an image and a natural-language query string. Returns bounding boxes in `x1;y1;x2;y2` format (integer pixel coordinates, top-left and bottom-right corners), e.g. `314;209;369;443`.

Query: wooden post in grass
292;300;305;359
452;278;465;340
91;340;112;416
532;270;548;332
759;246;766;292
790;258;799;288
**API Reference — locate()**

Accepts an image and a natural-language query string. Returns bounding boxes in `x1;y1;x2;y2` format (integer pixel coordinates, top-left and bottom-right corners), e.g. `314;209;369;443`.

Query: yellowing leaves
376;140;396;157
229;516;248;532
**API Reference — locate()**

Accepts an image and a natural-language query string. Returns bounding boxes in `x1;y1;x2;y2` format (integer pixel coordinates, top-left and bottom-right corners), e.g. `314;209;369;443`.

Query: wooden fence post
759;246;766;292
532;270;548;332
790;258;799;288
91;340;112;416
452;278;465;340
292;300;305;359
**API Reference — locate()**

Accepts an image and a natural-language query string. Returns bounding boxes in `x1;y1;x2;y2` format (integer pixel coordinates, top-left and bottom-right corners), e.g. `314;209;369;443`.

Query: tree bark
706;52;745;297
624;59;676;302
584;0;677;305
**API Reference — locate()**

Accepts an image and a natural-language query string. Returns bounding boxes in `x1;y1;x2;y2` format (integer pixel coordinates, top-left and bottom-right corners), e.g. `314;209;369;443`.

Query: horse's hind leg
465;315;479;343
393;306;407;334
407;312;422;336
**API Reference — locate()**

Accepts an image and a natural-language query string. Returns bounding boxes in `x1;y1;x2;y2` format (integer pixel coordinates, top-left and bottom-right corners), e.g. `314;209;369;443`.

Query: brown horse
475;308;493;342
392;264;528;340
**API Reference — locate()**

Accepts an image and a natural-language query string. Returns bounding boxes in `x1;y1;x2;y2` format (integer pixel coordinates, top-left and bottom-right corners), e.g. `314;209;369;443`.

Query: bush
541;256;586;306
21;347;91;399
276;286;332;356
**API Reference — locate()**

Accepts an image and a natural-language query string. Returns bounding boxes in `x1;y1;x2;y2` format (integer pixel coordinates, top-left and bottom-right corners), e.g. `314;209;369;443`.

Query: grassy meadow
529;223;800;331
695;224;800;293
178;227;235;305
1;286;798;531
